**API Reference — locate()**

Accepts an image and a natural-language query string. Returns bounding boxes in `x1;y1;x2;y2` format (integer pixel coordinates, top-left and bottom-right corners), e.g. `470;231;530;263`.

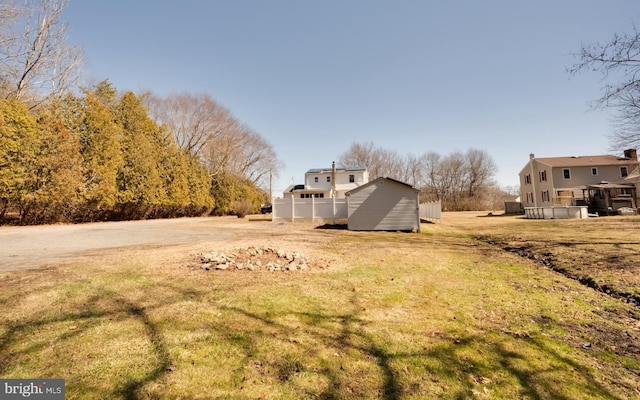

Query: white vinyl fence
419;200;442;223
273;197;348;223
274;197;441;224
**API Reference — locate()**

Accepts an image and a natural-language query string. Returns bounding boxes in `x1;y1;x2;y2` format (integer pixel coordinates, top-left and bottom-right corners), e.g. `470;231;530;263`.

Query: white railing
419;200;442;223
273;197;442;224
524;206;588;219
273;197;348;223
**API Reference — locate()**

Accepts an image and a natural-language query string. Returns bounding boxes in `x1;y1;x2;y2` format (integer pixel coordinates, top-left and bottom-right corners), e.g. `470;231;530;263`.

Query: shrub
232;200;255;218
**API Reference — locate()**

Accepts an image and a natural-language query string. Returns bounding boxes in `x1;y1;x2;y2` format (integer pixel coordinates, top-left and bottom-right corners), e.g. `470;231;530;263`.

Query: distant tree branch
569;22;640;150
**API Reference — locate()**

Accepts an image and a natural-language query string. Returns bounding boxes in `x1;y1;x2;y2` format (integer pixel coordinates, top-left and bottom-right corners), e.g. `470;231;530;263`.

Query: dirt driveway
0;217;346;272
0;217;233;271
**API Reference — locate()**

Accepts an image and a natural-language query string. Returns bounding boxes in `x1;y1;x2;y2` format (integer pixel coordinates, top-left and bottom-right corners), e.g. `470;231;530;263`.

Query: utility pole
269;169;272;201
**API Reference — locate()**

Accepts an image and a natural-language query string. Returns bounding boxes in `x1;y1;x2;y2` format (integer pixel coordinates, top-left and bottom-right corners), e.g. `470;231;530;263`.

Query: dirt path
0;217;240;271
0;217;350;272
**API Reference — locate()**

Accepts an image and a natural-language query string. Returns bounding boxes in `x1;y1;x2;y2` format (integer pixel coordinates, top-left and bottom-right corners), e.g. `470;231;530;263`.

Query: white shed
345;177;420;232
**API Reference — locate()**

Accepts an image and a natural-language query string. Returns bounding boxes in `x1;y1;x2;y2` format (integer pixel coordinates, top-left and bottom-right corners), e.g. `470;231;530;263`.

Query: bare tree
440;151;467;209
464;148;497;198
338;142;377;171
338;141;406;180
145;91;283;189
205;124;283;189
228;126;283;187
569;23;640;149
0;0;83;106
339;142;498;210
0;1;20;55
403;153;424;188
0;1;21;94
420;151;444;200
416;149;497;210
145;93;229;158
374;147;406;180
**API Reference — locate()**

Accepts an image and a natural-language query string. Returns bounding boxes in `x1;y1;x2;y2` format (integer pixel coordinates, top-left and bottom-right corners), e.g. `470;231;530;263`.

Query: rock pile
196;246;326;272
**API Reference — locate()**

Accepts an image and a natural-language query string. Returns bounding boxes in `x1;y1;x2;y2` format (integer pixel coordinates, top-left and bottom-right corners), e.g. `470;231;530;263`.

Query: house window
621;166;628;178
563;168;571;179
591;167;598;176
526;192;534;204
541;190;550;203
539;170;547;182
524;174;531;185
314;177;318;183
326;176;331;182
349;174;355;183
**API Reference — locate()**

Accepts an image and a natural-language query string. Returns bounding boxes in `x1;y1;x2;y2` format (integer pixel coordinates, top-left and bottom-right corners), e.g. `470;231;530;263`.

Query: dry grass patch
462;212;640;304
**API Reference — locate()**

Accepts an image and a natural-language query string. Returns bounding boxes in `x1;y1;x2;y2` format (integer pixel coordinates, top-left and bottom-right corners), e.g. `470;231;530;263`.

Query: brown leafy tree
115;92;167;216
21;103;84;223
0;99;38;221
115;91;215;218
78;85;124;212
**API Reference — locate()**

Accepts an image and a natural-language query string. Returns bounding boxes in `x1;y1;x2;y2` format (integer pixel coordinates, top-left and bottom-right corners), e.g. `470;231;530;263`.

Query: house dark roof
535;155;634;167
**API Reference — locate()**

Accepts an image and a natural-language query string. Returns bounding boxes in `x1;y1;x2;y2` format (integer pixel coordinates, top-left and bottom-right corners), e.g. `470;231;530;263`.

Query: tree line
0;82;278;224
0;0;282;224
338;142;506;211
3;1;639;223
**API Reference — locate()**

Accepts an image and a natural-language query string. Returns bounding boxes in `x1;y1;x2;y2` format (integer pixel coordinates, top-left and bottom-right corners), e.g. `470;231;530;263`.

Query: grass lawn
1;213;639;399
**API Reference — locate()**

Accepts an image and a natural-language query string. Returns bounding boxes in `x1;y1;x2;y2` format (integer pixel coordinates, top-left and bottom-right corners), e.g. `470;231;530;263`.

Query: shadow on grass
219;292;625;400
0;286;176;399
0;276;632;399
111;297;171;400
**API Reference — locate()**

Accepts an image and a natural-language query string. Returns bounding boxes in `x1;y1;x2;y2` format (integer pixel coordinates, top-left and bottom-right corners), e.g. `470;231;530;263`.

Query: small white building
283;162;368;199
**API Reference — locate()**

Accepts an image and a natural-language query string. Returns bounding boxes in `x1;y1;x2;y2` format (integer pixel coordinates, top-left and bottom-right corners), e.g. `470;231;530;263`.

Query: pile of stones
196;246;321;272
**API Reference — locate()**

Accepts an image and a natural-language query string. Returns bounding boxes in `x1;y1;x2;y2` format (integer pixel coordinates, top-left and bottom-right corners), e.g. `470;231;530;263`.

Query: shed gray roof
345;177;418;196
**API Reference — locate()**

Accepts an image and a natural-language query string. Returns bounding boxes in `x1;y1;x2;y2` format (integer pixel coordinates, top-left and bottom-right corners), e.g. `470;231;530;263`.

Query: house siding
346;178;419;231
284;166;369;199
519;158;550;206
519;150;640;207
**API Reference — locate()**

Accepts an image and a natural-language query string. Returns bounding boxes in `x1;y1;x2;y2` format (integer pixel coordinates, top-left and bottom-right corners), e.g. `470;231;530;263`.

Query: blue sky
65;1;640;196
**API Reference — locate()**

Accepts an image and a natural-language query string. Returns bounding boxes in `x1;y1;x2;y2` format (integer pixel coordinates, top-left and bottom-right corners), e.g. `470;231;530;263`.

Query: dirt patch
478;236;640;307
476;233;640;376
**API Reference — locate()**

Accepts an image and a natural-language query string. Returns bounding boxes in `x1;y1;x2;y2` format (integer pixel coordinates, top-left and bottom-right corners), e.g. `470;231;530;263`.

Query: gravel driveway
0;217;237;271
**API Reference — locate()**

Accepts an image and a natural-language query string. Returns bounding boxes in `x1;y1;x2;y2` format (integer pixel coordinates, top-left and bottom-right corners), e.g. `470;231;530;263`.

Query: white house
283;162;369;199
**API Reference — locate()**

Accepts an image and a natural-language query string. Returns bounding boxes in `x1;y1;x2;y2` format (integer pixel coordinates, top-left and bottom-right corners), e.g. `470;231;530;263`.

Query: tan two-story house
519;149;639;209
